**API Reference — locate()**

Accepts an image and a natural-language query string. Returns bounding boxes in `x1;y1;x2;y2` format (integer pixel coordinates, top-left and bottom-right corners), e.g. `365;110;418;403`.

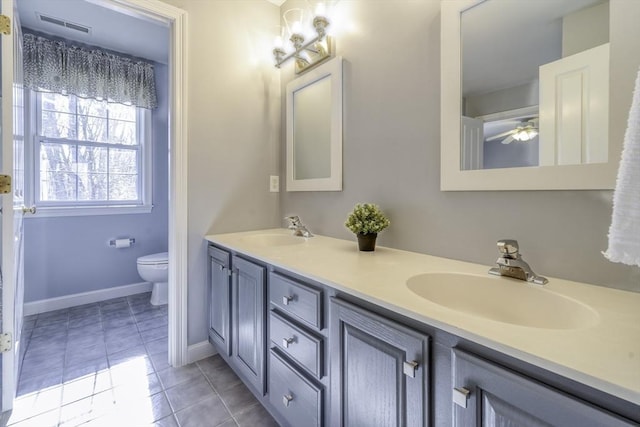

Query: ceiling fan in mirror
486;118;539;145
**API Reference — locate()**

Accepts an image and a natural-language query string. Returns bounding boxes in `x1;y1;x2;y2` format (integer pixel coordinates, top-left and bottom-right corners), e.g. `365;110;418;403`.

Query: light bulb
315;2;326;17
519;132;530;141
292;20;302;35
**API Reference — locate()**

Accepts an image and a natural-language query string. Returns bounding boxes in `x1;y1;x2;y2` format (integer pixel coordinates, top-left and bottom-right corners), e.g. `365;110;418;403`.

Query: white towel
604;67;640;267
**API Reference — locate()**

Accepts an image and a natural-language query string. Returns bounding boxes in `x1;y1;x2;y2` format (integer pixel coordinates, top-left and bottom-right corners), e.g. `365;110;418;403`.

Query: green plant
345;203;390;235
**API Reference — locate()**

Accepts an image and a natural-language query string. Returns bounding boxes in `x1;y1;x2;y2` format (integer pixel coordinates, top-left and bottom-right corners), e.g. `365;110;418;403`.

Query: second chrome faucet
285;215;313;238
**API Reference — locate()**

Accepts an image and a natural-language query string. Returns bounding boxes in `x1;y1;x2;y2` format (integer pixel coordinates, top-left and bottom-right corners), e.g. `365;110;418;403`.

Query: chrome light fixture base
275;35;334;74
274;8;334;75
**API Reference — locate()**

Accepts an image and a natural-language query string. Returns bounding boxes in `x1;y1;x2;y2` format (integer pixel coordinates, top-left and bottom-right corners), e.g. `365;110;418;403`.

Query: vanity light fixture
273;2;336;74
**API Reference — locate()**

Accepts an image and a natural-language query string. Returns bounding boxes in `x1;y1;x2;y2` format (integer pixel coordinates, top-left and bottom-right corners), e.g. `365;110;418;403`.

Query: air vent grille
37;13;91;34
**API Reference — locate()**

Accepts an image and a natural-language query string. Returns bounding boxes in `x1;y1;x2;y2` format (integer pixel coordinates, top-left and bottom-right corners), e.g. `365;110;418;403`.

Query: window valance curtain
23;33;157;109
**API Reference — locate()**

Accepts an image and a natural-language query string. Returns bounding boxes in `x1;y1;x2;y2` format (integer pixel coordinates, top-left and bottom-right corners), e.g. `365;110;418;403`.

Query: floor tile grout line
191;361;238;425
13;296;185;427
194;359;261;427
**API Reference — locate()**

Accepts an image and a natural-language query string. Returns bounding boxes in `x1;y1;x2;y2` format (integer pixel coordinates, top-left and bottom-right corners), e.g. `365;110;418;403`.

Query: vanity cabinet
231;255;266;395
207;246;267;395
330;298;430;427
207;245;231;356
206;241;639;427
452;349;636;427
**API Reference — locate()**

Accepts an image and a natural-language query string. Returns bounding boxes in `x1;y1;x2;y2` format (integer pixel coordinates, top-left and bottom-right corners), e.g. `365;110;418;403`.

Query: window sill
26;205;154;218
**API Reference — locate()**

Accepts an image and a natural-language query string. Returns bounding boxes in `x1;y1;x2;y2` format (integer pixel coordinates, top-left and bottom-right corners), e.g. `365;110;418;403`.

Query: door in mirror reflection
460;0;609;171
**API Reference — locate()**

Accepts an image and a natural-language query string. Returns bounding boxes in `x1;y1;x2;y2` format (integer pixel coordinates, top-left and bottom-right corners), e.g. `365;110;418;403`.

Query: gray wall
464;81;539;118
483;138;539;169
280;0;640;293
159;0;281;345
24;63;170;302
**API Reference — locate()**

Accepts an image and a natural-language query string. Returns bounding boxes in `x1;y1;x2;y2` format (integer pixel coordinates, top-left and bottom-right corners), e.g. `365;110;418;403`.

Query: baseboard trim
187;340;217;364
24;282;153;316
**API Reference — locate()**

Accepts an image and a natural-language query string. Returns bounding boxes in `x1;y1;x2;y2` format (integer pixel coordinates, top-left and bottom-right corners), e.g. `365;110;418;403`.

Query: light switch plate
269;175;279;192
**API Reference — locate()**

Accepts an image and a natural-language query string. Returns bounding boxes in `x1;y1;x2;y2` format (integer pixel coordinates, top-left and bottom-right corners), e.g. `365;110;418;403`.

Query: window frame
25;90;153;218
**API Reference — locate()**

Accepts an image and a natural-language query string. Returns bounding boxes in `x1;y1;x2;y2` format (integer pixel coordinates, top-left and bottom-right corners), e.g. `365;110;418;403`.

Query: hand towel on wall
603;67;640;267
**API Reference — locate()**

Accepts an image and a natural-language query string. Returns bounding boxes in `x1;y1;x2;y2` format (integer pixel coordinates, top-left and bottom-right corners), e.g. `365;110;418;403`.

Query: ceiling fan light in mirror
513;128;538;142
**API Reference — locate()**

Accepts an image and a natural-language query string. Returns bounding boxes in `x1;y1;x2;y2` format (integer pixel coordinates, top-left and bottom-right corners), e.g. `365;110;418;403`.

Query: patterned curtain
23;33;157;109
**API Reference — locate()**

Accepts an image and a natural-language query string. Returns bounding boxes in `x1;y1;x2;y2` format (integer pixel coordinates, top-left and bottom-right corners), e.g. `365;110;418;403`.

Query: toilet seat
137;252;168;266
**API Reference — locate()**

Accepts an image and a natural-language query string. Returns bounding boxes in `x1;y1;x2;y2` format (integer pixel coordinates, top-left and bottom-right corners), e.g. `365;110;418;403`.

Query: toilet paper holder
109;238;135;247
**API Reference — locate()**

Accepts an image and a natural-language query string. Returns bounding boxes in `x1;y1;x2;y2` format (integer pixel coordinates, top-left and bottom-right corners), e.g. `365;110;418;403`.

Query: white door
460;116;484;170
0;0;25;412
539;43;610;166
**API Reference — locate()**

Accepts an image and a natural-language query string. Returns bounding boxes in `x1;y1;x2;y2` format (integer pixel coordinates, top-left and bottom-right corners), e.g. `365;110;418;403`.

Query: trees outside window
36;92;146;207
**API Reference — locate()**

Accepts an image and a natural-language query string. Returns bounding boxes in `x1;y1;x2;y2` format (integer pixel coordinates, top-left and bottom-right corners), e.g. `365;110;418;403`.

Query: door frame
1;0;17;412
98;0;189;367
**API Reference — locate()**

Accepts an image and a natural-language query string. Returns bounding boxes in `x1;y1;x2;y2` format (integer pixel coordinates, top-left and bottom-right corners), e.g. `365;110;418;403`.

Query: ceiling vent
37;13;91;34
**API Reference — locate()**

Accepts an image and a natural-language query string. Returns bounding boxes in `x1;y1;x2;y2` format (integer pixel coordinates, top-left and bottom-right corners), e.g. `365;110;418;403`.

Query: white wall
562;1;609;57
160;0;281;345
280;0;640;293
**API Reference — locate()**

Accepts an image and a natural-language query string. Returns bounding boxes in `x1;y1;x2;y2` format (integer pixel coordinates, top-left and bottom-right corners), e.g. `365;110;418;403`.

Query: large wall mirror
441;0;626;191
286;57;343;191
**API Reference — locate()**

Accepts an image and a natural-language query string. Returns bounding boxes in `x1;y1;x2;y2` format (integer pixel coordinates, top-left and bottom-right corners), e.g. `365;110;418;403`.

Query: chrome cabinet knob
453;387;471;408
282;394;294;407
282;337;295;348
403;360;419;378
282;295;294;305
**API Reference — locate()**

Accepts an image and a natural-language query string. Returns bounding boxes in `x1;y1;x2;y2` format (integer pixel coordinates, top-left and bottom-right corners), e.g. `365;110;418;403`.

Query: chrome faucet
488;239;548;285
285;215;313;238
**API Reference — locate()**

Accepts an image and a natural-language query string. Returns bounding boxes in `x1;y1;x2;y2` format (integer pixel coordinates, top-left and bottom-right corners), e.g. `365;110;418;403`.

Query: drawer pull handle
282;295;295;305
282;337;295;348
453;387;470;409
403;360;419;378
283;393;294;407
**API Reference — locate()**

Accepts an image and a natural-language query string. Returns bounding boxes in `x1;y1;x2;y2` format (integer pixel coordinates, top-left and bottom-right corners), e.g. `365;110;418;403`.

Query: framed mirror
286;56;343;191
441;0;623;191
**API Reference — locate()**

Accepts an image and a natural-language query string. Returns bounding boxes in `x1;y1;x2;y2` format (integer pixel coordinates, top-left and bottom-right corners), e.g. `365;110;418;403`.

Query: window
29;92;151;216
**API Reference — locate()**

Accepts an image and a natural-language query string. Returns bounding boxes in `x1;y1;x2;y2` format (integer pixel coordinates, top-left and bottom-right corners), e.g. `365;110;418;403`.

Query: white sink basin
406;273;598;329
240;233;306;247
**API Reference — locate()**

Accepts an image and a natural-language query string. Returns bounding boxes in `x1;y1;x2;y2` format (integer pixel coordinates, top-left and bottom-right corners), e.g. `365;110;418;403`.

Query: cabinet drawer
270;311;323;378
269;273;322;330
269;349;323;427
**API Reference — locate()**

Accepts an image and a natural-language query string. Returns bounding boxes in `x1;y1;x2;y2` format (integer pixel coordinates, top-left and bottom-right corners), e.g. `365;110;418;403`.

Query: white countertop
205;228;640;405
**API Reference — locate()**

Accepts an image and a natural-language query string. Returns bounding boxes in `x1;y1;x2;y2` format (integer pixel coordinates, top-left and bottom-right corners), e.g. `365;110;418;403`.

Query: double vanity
205;229;640;426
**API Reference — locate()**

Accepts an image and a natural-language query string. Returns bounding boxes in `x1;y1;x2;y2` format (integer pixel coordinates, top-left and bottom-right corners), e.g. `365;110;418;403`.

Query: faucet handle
285;215;301;228
497;239;519;256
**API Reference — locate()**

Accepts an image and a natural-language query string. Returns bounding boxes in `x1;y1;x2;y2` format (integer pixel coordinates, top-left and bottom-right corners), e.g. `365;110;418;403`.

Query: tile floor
3;292;278;427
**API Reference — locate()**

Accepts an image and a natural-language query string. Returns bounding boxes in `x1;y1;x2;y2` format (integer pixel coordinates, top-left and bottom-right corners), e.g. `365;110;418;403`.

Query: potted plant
345;203;390;251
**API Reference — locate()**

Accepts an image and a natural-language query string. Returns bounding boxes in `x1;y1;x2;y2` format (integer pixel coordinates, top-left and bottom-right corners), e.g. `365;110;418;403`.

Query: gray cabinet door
452;349;638;427
208;245;231;356
330;298;430;427
232;256;266;395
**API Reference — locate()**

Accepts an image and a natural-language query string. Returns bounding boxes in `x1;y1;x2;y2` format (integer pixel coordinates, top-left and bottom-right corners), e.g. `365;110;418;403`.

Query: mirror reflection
461;0;609;171
293;76;332;180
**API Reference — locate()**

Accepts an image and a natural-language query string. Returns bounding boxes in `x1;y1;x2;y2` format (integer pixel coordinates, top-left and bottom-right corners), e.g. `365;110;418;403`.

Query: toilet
137;252;169;305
